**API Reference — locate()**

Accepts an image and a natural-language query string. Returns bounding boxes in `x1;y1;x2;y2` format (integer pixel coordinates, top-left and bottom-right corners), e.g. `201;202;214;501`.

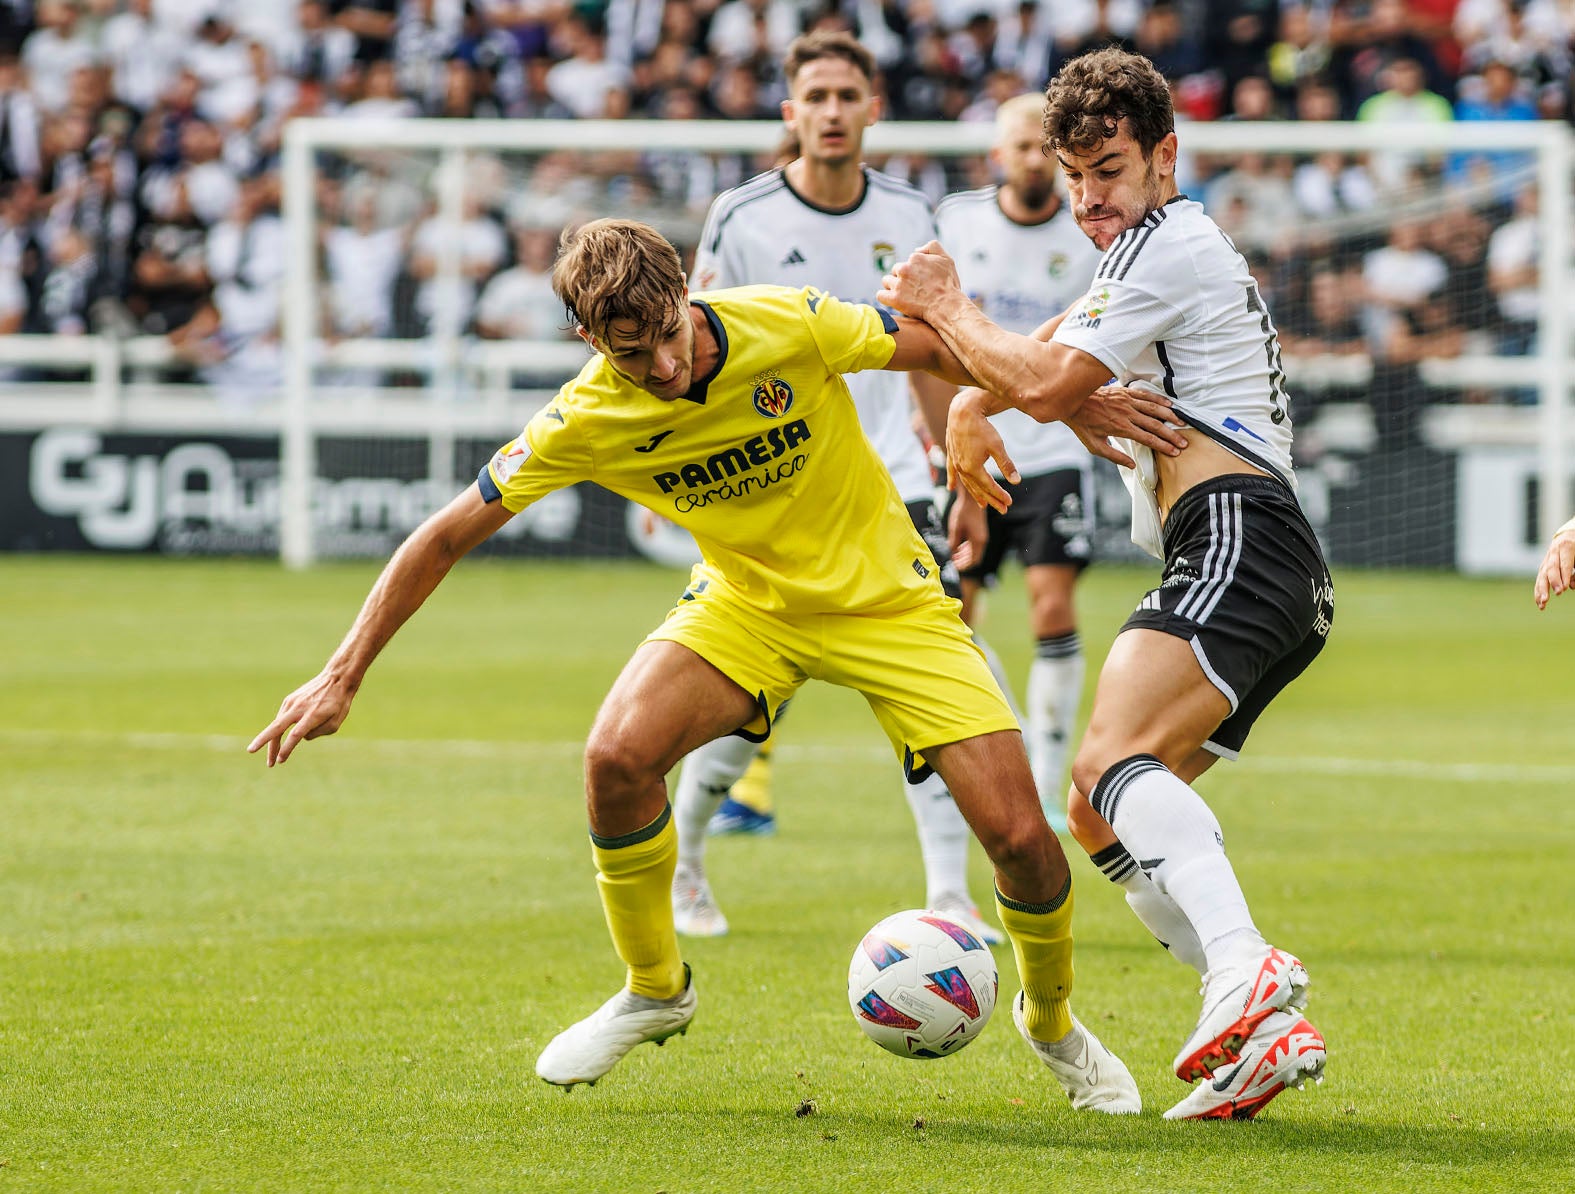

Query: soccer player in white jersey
670;31;1004;945
880;48;1334;1121
925;93;1103;826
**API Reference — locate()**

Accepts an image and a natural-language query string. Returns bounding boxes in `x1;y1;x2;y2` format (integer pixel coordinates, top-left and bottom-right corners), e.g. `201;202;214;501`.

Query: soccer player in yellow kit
248;218;1180;1110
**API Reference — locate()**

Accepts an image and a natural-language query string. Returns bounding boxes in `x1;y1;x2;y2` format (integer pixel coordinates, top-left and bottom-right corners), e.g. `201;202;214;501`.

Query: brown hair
1043;47;1174;157
783;31;875;88
552;218;687;339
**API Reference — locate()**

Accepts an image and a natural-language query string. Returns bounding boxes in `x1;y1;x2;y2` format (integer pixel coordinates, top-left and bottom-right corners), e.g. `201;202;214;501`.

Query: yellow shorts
644;572;1018;779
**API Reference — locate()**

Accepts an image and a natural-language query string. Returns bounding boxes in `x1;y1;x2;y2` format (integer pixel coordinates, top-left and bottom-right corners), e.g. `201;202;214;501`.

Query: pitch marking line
1;728;1564;783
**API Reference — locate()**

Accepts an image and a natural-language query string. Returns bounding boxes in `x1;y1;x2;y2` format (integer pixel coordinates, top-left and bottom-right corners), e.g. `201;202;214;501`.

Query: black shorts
908;499;962;600
961;466;1093;585
1121;474;1334;758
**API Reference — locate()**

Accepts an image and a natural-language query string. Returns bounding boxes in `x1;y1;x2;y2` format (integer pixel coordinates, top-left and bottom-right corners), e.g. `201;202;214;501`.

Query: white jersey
1053;196;1297;557
694;167;937;503
936;186;1102;478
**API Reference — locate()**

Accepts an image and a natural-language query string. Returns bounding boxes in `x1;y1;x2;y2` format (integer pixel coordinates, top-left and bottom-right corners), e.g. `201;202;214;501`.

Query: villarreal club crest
752;376;795;418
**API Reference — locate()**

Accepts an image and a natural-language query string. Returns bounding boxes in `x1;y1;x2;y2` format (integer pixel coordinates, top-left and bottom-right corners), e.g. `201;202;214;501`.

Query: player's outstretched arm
1534;518;1575;609
248;486;514;766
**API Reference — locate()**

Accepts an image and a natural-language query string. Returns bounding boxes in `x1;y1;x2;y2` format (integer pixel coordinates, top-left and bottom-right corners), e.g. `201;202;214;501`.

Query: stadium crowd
0;0;1566;418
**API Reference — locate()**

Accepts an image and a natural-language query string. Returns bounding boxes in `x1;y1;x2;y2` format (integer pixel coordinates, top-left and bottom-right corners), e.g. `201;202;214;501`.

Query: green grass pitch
3;555;1573;1192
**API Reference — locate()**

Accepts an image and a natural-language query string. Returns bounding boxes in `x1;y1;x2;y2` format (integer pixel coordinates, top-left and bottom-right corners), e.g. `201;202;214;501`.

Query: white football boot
671;865;730;938
536;964;697;1088
1173;946;1309;1082
928;892;1005;947
1164;1009;1326;1121
1013;993;1142;1114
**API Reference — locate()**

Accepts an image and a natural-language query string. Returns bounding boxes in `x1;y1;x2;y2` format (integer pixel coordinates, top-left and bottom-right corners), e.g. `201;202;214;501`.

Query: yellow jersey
482;284;945;614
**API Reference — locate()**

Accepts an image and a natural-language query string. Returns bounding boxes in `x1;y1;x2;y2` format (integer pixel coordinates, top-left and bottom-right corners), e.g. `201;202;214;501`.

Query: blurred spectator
1456;0;1569;85
337;0;401;63
0;53;41;182
545;13;627;117
1047;0;1144;78
407;191;505;334
1134;0;1204;85
1266;6;1330;108
1223;73;1280;120
101;0;183;115
1340;0;1449;111
140;118;237;226
1202;0;1279;96
284;0;357;84
1448;59;1537;198
1362;217;1449;350
186;16;257;126
1292;148;1378;218
324;183;407;338
346;57;420;117
475;218;564;340
1487;183;1538;359
32;224;95;332
706;0;797;66
22;0;95;114
1356;57;1453;192
1279;264;1367;357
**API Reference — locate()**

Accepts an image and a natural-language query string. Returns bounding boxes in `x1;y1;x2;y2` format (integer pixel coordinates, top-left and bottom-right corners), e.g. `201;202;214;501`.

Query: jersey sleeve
479;397;593;513
1052;276;1185;379
798;286;898;375
692;196;746;290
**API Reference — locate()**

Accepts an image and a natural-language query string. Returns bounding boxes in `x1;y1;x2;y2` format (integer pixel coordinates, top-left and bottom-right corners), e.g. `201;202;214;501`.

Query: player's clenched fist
878;241;965;322
1533;521;1575;609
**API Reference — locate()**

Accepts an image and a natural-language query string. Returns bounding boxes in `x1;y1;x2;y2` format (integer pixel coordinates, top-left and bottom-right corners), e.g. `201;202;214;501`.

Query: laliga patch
1070;285;1112;329
752;376;794;418
491;440;532;483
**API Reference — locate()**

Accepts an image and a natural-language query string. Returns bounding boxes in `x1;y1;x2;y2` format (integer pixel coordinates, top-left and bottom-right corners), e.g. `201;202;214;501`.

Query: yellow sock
996;876;1074;1042
732;740;775;815
591;806;685;999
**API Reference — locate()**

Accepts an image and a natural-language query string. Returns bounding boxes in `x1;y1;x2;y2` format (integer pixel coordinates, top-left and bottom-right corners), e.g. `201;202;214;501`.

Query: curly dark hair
1043;48;1174;157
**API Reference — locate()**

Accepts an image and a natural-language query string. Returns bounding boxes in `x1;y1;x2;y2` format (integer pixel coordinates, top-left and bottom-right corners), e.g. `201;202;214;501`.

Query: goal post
278;116;1573;572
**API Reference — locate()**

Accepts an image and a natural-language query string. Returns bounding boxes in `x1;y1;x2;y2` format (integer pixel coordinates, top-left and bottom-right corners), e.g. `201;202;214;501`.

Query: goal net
278;117;1572;574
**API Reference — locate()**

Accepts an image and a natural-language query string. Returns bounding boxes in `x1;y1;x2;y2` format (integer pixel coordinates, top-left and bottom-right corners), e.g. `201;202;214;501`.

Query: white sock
1027;633;1083;805
673;734;759;871
1089;841;1206;973
1090;754;1266;973
972;634;1024;724
904;771;972;906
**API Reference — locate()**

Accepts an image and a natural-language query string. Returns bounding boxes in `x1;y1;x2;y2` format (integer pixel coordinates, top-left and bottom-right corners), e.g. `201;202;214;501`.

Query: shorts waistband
1169;472;1294;516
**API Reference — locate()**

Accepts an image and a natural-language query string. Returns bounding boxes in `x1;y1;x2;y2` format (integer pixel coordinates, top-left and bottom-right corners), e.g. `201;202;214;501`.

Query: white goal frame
280;117;1573;569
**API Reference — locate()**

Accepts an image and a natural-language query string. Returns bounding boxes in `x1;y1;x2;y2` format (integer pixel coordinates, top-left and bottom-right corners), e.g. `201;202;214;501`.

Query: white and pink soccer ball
847;909;998;1059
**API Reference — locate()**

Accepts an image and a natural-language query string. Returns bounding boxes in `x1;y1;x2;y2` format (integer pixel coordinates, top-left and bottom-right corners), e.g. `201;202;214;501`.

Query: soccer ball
847;908;998;1059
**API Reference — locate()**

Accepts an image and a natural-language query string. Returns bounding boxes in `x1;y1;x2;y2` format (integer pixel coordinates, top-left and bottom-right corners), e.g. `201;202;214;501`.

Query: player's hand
946;390;1017;513
1068;385;1188;468
1533;528;1575;609
947;489;988;572
878;241;964;323
247;670;357;766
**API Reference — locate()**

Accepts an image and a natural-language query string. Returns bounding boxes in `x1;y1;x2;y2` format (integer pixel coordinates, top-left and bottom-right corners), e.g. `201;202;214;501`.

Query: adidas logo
781;248;806;266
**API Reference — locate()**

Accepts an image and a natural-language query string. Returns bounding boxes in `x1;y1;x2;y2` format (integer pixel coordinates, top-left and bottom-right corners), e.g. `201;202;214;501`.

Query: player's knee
974;815;1054;878
582;734;658;803
1064;783;1109;852
1068;745;1111;809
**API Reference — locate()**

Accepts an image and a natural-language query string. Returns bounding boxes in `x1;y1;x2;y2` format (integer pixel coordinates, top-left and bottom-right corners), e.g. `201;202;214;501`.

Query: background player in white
880;48;1333;1121
671;31;1003;945
921;92;1103;829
